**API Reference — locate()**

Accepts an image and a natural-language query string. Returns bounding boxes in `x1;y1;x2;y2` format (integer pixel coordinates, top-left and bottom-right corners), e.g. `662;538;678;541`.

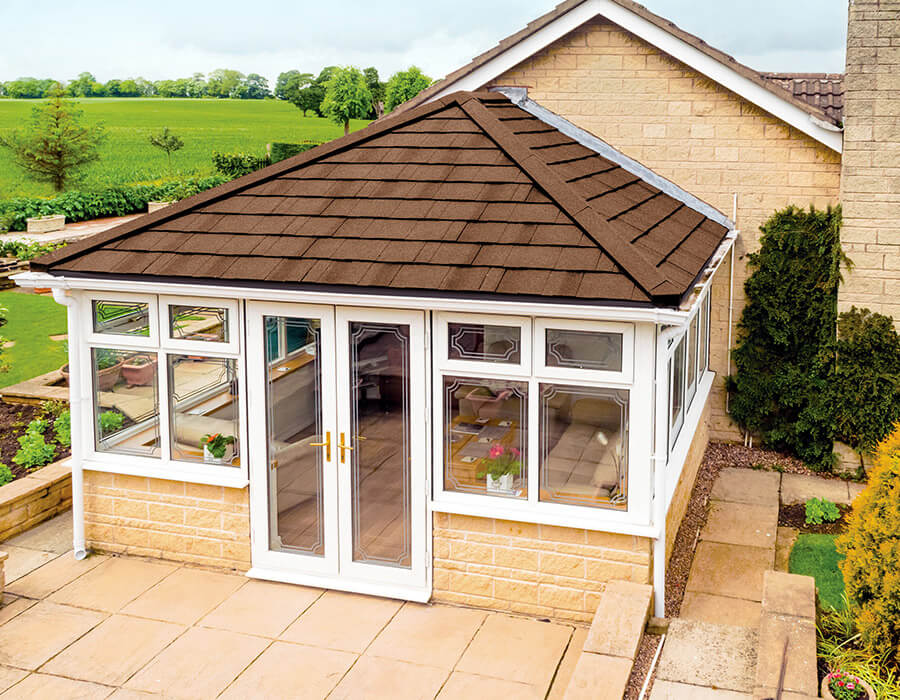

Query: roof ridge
458;95;670;297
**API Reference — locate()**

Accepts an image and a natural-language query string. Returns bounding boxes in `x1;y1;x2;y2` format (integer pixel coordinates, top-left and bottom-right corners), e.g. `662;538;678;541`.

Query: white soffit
427;0;843;153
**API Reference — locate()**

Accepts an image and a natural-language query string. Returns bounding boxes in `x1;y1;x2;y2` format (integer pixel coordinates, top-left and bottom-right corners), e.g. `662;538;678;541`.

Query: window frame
80;292;248;487
533;318;634;384
435;312;532;375
159;294;240;355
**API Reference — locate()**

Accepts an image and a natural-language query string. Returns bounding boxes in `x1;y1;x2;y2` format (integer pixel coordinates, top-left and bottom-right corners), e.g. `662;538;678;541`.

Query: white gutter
51;286;87;560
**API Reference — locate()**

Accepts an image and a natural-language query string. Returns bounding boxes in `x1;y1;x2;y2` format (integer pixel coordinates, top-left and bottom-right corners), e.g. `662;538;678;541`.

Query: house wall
82;470;251;570
486;17;842;441
666;397;710;562
432;512;652;623
839;0;900;324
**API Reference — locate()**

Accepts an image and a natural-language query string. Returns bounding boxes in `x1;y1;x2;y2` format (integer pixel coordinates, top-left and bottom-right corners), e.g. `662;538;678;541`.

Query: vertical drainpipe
51;286;87;560
652;322;683;618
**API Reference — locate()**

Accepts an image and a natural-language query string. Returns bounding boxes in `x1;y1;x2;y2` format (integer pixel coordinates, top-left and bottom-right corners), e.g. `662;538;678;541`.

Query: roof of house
32;91;731;307
397;0;844;132
760;73;844;123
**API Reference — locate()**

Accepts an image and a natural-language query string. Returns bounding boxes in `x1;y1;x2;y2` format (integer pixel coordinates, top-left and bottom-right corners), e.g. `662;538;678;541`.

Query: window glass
92;348;160;457
670;338;685;444
545;329;623;372
686;315;698;407
169;305;229;343
700;296;709;373
168;355;240;467
539;385;628;509
447;323;521;364
92;300;151;337
443;376;527;498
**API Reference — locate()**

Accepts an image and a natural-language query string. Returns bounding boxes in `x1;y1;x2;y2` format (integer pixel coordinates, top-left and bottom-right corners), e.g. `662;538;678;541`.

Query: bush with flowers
477;443;522;481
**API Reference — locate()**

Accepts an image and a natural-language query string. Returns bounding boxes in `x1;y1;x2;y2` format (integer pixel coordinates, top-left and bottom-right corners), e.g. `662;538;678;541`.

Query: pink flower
510;447;521;457
489;444;504;459
848;683;856;690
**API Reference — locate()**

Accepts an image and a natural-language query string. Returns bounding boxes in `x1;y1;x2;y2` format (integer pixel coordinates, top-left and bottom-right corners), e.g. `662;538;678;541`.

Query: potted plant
121;353;157;387
200;433;235;465
821;670;875;700
64;348;123;390
477;444;522;494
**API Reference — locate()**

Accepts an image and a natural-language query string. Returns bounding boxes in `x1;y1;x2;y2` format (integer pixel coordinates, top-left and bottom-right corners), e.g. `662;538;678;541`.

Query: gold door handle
310;431;331;461
339;432;354;463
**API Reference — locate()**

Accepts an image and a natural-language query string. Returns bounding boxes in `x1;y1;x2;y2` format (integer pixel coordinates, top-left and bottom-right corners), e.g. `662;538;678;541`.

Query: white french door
247;302;429;601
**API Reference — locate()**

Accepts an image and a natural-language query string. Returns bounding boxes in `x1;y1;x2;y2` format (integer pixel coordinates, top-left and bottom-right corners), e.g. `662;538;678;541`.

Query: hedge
212;151;269;178
269;141;320;163
0;175;227;232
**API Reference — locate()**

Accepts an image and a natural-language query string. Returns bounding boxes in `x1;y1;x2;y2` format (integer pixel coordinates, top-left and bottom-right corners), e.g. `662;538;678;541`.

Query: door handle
310;431;331;461
339;432;354;463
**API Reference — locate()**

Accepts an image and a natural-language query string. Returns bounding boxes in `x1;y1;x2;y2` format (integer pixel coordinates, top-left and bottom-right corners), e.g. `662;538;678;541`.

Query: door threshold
246;566;432;603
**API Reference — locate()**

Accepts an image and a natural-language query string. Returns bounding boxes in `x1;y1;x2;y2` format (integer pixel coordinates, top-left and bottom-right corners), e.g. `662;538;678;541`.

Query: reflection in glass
687;315;699;408
539;384;628;509
699;296;709;374
670;338;685;444
168;355;240;467
264;317;324;555
443;376;527;499
546;329;623;372
92;300;151;337
92;348;160;457
349;322;412;568
447;323;521;363
169;305;229;343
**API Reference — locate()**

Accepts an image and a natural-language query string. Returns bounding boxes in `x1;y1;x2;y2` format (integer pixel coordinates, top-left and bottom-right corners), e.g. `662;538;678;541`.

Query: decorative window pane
700;296;709;373
546;329;623;372
686;315;698;407
539;384;628;509
168;355;240;467
670;338;685;444
92;348;160;457
92;300;151;337
443;376;527;498
169;305;229;343
447;323;521;364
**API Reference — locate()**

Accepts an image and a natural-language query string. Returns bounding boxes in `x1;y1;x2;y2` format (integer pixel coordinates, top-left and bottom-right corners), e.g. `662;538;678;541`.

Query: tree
385;66;431;112
837;427;900;669
275;70;302;100
0;83;106;191
207;69;245;98
148;127;184;169
283;72;317;115
726;205;846;468
363;67;385;118
321;66;372;135
68;72;99;97
241;73;270;99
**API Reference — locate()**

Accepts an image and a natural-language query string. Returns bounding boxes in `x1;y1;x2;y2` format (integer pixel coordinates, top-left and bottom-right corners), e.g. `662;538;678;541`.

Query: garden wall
82;470;251;570
666;399;711;561
432;512;652;623
0;460;72;542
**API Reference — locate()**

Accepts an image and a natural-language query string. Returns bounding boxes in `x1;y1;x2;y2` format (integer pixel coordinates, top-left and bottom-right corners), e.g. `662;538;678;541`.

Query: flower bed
0;401;70;485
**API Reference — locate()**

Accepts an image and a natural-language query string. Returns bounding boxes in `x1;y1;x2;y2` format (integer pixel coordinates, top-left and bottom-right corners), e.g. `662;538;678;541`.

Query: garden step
779;473;851;506
709;468;781;506
699;502;778;550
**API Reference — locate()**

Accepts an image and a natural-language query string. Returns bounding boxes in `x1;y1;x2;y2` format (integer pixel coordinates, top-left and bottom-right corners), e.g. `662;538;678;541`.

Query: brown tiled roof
760;73;844;123
396;0;842;127
33;91;730;307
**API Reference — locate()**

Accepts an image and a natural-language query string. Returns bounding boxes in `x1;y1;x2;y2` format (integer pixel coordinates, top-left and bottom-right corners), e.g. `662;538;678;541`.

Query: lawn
0;98;371;198
0;290;68;388
789;533;846;610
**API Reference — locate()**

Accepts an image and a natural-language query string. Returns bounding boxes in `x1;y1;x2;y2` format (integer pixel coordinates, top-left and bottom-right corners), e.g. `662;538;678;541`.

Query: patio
0;513;585;699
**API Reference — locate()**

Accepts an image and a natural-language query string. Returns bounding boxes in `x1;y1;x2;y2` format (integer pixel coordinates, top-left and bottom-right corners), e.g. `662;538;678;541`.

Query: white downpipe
652;323;684;618
51;287;87;560
726;195;737;413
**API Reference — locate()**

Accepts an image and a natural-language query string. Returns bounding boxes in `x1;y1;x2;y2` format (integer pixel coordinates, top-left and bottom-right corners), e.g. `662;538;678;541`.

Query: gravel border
623;632;662;699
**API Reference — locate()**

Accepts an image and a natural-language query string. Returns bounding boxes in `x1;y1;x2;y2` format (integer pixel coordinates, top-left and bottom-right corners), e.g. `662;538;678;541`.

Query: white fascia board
428;0;842;153
14;270;692;325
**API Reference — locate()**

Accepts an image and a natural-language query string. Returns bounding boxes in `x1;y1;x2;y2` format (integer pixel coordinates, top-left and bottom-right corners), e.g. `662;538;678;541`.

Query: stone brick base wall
0;461;72;543
665;399;711;561
83;470;251;570
432;513;651;622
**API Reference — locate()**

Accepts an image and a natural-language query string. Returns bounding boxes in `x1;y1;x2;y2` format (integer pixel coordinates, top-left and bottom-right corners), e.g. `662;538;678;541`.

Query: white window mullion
527;376;539;505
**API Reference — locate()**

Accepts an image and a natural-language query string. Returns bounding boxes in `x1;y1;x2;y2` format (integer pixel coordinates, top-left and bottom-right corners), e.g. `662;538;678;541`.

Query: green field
0;290;68;388
0;98;371;198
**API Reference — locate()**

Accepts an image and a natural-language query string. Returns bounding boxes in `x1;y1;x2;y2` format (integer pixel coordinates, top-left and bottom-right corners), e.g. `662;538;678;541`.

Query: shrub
99;410;124;435
805;497;841;525
13;421;55;469
54;410;71;448
0;463;12;486
211;151;269;178
833;307;900;457
726;205;846;469
0;240;66;260
0;175;227;232
838;426;900;670
269;141;320;163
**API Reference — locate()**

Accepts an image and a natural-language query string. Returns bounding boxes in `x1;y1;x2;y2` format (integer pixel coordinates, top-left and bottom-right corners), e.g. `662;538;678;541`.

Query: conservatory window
92;300;152;338
686;314;698;409
169;305;230;344
545;329;623;372
669;337;685;447
699;294;709;373
446;322;522;364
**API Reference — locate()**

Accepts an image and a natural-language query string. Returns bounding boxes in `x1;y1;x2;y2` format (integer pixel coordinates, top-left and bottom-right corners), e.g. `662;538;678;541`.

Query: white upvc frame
533;318;634;384
79;290;249;488
435;312;532;375
159;294;241;355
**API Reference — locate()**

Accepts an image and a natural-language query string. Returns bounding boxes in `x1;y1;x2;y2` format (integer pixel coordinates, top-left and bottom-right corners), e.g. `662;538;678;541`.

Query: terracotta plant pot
821;672;875;700
65;361;122;391
121;358;157;387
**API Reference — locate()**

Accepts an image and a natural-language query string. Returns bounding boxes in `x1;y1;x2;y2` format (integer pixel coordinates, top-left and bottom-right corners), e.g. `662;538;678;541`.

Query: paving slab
583;580;652;659
685;542;774;602
780;474;850;505
200;579;321;638
41;613;184;686
438;671;544;700
279;589;401;652
218;640;356;700
328;655;449;700
0;673;111;699
365;602;486;668
762;571;816;620
456;614;573;689
4;512;72;555
563;652;632;700
710;468;780;506
679;592;762;628
6;552;107;599
124;626;269;699
848;481;866;502
650;680;751;699
0;596;36;626
48;557;178;612
0;601;105;670
547;627;589;700
701;502;778;549
0;667;28;695
754;613;817;697
656;619;758;693
122;566;245;625
1;547;55;583
774;527;798;573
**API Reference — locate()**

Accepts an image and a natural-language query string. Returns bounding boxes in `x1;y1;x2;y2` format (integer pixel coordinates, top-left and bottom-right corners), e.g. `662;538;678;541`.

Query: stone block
583;580;652;659
754;613;818;697
762;571;816;620
710;468;781;506
563;653;632;700
780;474;851;505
